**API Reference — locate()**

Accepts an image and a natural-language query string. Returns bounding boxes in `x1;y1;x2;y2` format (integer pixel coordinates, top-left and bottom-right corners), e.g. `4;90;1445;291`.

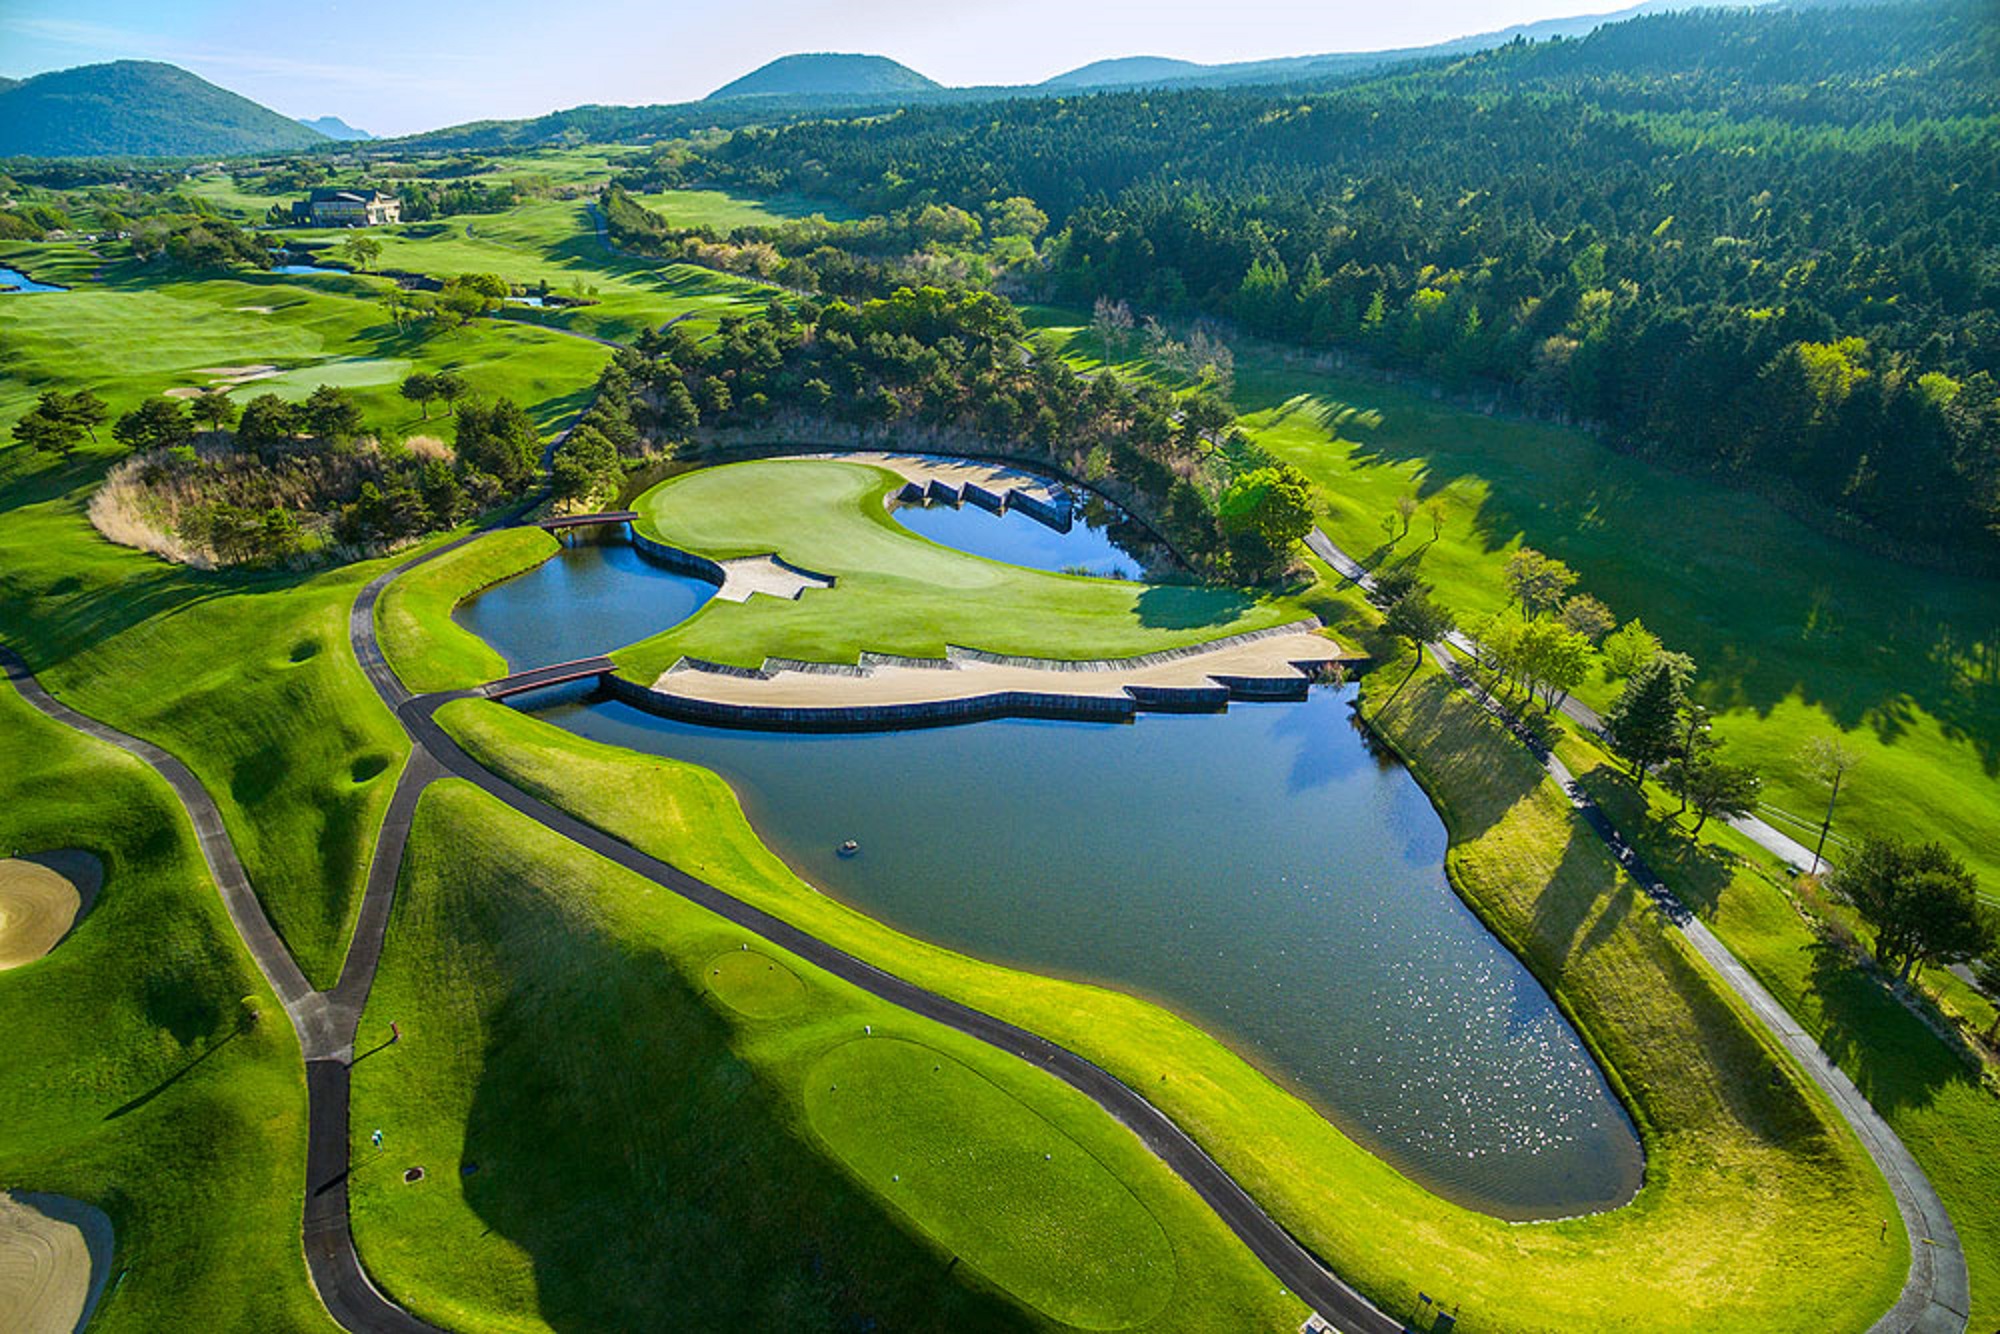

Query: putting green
804;1037;1175;1330
252;356;415;400
704;946;805;1018
0;1191;113;1334
616;457;1304;677
0;853;101;970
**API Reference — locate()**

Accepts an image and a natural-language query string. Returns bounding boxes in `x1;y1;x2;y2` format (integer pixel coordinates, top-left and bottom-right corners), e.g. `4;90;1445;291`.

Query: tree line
661;0;2000;560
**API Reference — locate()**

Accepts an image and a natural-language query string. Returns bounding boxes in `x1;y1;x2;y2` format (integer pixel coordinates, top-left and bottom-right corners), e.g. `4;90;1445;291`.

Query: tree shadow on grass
392;815;1031;1332
1804;940;1973;1117
1132;583;1257;631
105;1030;239;1121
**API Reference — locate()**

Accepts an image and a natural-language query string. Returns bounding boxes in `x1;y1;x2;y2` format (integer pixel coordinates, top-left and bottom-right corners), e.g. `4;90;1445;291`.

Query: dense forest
628;0;2000;558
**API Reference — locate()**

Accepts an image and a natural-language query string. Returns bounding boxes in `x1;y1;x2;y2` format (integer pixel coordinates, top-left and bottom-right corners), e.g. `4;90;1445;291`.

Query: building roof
306;187;395;203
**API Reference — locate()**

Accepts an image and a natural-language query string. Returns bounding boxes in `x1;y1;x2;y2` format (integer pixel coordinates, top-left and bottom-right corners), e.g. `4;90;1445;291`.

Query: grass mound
373;527;558;693
806;1037;1175;1330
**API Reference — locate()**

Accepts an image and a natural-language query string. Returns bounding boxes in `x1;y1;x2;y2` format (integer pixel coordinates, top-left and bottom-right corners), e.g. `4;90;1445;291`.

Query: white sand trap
0;1191;113;1334
0;853;100;970
713;555;833;603
233;305;277;314
162;387;208;399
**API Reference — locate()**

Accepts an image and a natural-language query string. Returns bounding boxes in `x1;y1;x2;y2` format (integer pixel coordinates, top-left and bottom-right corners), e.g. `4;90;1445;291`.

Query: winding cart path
1307;526;1969;1334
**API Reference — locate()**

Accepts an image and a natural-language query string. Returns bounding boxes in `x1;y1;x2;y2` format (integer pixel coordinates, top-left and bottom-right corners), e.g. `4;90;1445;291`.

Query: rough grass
374;528;559;693
613;458;1307;678
0;670;332;1332
435;686;1905;1332
348;779;1291;1332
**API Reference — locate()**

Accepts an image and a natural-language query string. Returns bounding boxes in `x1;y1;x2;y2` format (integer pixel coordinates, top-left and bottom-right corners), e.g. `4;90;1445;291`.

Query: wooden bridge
479;656;616;700
537;510;637;532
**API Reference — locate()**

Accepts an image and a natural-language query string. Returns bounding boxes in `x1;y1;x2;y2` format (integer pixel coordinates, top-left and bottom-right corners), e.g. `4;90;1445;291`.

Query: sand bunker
0;853;100;970
0;1192;113;1334
713;555;834;603
168;365;280;398
232;306;277;314
654;623;1346;713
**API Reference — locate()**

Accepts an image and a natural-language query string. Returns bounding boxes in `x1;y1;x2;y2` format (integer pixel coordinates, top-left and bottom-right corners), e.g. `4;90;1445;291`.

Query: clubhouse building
293;188;402;227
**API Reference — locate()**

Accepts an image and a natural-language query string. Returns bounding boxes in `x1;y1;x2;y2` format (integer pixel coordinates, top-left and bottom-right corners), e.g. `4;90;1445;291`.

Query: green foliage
454;397;540;489
111;396;192;452
1832;839;1993;981
550;423;620;502
1604;651;1693;775
1216;464;1315;577
1600;618;1661;676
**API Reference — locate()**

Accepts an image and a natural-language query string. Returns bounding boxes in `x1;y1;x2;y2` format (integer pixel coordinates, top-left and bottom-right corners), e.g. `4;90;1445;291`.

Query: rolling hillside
0;61;328;157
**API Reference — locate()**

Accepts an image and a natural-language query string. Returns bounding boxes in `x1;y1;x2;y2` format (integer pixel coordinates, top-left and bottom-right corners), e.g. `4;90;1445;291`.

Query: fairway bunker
0;1191;113;1334
0;852;101;970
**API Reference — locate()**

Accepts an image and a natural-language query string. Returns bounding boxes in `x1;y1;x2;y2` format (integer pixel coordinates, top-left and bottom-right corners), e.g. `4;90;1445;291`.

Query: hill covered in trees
648;0;1999;559
707;54;940;101
0;61;329;157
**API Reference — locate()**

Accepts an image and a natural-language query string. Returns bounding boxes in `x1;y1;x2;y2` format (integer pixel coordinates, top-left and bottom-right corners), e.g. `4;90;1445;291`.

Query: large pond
453;530;714;670
892;489;1156;580
0;266;65;294
513;675;1642;1218
459;495;1644;1217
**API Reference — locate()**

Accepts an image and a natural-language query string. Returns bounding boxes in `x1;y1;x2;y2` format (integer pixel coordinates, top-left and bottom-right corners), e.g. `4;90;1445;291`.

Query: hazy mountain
0;61;328;157
298;115;373;141
1037;1;1730;91
707;53;940;101
1040;57;1208;90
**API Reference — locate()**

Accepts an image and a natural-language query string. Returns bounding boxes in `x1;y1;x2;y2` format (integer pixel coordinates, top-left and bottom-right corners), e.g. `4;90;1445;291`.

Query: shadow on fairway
1131;583;1257;631
1806;941;1974;1116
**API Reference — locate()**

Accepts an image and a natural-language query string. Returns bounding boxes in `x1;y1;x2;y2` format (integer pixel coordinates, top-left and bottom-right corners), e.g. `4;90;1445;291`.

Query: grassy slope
629;186;862;228
1552;714;2000;1328
289;199;781;344
349;779;1293;1332
433;687;1903;1332
1033;314;2000;897
612;459;1309;677
373;528;558;693
0;673;332;1332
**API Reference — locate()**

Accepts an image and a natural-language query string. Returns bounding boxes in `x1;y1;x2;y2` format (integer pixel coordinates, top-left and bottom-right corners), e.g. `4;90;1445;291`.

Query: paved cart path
1307;526;1967;1334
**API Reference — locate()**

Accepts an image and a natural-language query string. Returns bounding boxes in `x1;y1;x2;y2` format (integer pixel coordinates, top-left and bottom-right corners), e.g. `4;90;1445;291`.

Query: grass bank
373;527;559;694
0;671;331;1331
432;680;1903;1332
612;458;1311;679
348;778;1294;1331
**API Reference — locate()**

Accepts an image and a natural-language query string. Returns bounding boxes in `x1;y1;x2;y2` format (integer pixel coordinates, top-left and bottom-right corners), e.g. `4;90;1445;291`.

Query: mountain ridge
0;60;327;157
707;52;940;101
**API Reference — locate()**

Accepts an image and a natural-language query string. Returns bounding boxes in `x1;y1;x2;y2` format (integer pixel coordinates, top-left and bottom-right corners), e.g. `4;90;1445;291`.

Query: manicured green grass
805;1037;1175;1330
349;778;1294;1332
434;684;1904;1332
373;528;558;694
629;187;861;229
1031;313;2000;896
0;668;333;1332
1550;706;2000;1330
0;252;611;440
0;479;410;987
611;459;1309;678
292;200;781;344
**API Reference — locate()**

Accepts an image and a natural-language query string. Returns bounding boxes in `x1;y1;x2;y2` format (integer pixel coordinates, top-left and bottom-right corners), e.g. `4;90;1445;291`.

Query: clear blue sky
4;0;1656;136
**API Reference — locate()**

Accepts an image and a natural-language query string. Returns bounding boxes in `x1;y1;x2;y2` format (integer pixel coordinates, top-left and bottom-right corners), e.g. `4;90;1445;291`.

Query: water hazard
524;683;1645;1217
891;488;1157;580
452;530;714;671
456;496;1644;1216
0;266;65;294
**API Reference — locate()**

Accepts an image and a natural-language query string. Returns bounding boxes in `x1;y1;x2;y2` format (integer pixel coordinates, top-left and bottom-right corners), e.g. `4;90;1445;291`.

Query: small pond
453;529;714;670
507;294;548;307
892;487;1159;579
0;266;65;294
517;678;1644;1218
272;264;348;277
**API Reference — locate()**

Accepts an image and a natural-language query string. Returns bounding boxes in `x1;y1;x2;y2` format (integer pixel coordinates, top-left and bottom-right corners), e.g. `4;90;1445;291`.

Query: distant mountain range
0;61;328;157
298;115;373;141
700;1;1754;104
708;53;940;101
